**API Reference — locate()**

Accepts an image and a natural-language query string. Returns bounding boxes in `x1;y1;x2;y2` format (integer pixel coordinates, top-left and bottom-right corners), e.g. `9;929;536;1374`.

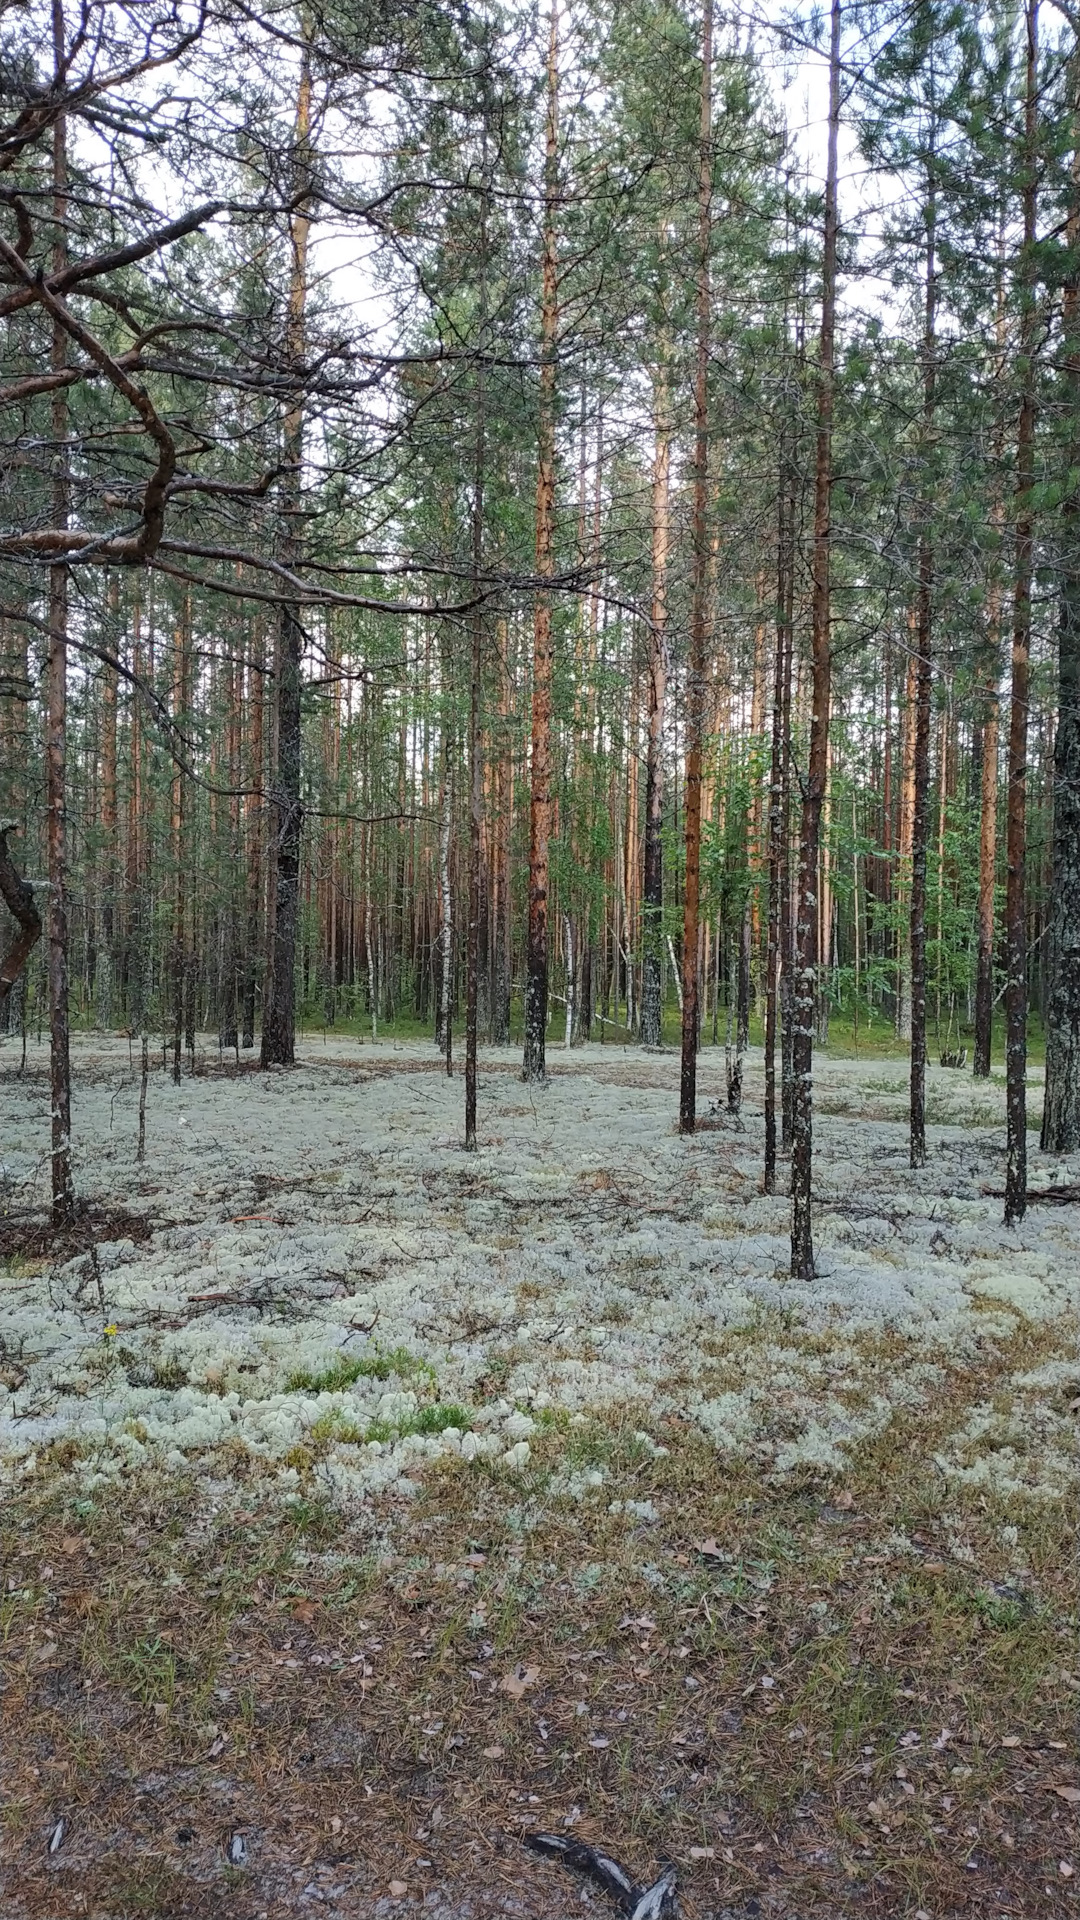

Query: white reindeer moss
1;1035;1076;1509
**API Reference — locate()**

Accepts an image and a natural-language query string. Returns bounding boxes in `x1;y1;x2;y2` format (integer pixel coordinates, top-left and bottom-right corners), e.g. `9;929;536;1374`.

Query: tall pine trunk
791;0;840;1280
262;37;312;1068
678;0;713;1134
974;227;1007;1078
465;161;488;1148
765;426;794;1193
490;618;512;1043
641;358;670;1048
973;659;1000;1076
1005;0;1039;1226
170;606;191;1083
98;583;118;1031
1042;52;1080;1152
48;0;74;1224
909;157;937;1170
524;2;559;1084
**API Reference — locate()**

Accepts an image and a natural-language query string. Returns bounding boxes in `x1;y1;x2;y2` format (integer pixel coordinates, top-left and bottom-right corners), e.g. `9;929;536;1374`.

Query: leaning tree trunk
48;3;75;1225
1005;0;1039;1227
791;0;840;1280
262;37;312;1069
678;0;713;1135
1042;56;1080;1153
641;357;670;1049
524;1;559;1085
909;156;937;1172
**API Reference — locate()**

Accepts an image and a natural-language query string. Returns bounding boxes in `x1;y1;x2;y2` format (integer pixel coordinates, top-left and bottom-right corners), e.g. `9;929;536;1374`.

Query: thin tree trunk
48;0;74;1224
974;663;1000;1076
243;631;265;1048
98;583;118;1030
679;0;713;1134
791;0;840;1281
437;632;453;1065
564;914;575;1047
262;34;312;1069
491;617;512;1043
170;607;190;1085
641;357;670;1048
895;640;917;1040
974;222;1007;1078
1042;53;1080;1152
1005;0;1039;1227
524;1;559;1084
764;427;794;1192
910;155;937;1171
465;155;488;1149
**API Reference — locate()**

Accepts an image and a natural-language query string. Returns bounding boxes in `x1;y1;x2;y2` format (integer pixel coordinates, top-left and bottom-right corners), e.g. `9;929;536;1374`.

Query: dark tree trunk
243;632;265;1049
765;430;794;1192
490;618;512;1044
641;360;670;1049
973;660;1000;1077
465;149;489;1151
679;0;713;1135
974;223;1007;1079
98;587;118;1030
1043;58;1080;1152
170;606;191;1085
262;41;311;1069
1005;0;1039;1227
791;0;840;1281
910;160;937;1171
48;0;74;1225
0;825;41;1015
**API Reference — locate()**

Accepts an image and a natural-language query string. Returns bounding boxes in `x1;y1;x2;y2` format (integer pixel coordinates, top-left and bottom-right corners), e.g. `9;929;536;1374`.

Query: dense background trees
3;0;1080;1266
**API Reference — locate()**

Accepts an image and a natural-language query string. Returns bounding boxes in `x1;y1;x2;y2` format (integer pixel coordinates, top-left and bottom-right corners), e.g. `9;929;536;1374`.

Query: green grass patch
284;1343;434;1394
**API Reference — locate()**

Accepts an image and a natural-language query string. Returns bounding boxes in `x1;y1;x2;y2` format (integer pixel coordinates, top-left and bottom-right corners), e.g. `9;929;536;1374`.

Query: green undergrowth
307;1399;474;1451
284;1343;435;1395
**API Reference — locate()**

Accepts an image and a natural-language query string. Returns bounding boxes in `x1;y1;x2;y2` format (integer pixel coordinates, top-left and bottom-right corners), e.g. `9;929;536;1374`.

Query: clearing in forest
0;1037;1077;1920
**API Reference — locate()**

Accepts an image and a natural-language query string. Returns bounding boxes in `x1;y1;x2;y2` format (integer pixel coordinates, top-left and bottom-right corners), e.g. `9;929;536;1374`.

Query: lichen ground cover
0;1035;1076;1920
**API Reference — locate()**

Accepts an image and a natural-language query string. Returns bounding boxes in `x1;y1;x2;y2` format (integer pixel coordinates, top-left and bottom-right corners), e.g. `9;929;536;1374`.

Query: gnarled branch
0;822;41;1014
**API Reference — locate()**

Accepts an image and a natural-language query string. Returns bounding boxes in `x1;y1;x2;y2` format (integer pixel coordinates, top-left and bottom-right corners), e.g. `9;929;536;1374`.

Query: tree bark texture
765;431;794;1193
48;0;74;1224
524;1;559;1085
679;0;713;1134
1042;58;1080;1152
791;0;840;1279
641;359;670;1049
1005;0;1039;1227
0;825;41;1014
262;37;312;1068
910;160;937;1171
974;227;1008;1079
465;160;488;1149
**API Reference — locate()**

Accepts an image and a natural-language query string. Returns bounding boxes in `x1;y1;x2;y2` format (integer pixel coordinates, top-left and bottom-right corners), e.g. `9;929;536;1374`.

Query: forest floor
0;1034;1077;1920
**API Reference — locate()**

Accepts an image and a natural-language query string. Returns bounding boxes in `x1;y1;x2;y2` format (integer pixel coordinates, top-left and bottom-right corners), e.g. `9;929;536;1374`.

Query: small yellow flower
103;1324;118;1339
